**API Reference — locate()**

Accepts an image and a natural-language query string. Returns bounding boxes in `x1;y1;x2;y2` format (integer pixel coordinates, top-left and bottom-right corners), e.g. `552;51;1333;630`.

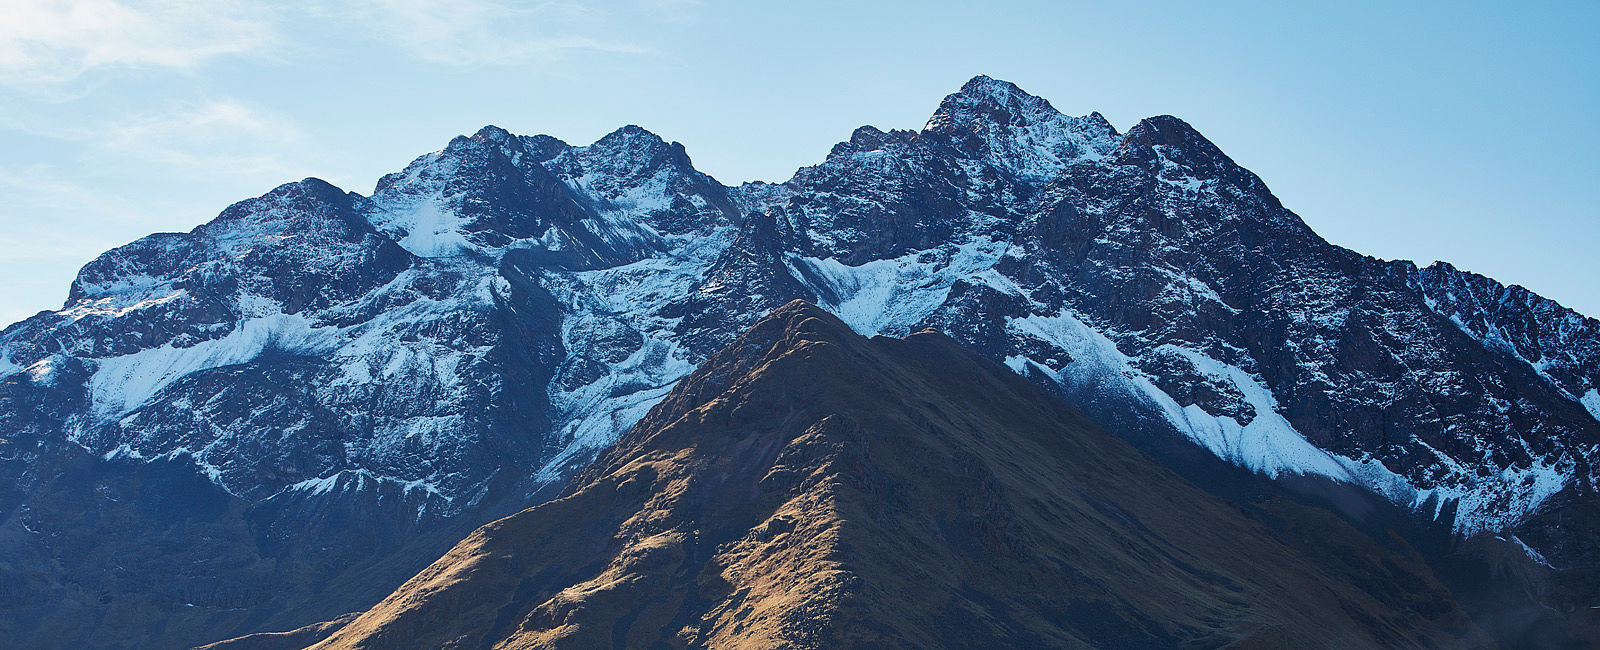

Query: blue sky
1;1;1596;326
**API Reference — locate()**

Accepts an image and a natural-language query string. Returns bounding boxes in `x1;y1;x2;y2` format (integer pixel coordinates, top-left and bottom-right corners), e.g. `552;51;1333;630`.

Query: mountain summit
1;76;1597;646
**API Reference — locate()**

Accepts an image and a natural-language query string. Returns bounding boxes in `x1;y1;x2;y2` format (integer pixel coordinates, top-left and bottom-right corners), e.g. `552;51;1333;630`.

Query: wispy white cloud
0;163;129;224
96;100;307;177
322;0;646;64
0;0;688;327
0;100;313;320
2;98;308;179
0;164;129;313
0;0;277;85
637;0;702;14
0;0;661;86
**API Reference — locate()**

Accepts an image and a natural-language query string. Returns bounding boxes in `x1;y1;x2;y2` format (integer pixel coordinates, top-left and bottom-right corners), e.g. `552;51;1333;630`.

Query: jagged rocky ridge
1;75;1598;643
295;300;1487;649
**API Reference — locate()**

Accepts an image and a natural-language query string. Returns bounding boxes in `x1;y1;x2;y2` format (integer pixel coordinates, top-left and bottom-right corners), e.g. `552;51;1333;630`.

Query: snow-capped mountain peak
923;74;1120;181
2;75;1598;647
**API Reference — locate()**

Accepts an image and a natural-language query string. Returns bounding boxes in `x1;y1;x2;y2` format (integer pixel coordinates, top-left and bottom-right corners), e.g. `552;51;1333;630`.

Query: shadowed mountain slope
4;75;1598;646
309;301;1484;649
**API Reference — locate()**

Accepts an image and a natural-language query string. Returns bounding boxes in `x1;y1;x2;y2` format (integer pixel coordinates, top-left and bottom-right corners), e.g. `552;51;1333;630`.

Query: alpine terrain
0;75;1596;647
292;300;1489;649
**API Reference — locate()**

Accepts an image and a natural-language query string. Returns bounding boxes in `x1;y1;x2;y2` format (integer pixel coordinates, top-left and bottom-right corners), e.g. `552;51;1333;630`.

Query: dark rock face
307;301;1488;649
1;74;1597;645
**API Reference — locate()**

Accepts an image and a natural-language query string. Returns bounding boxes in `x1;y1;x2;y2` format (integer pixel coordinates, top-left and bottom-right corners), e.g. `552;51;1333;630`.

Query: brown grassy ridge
293;300;1486;649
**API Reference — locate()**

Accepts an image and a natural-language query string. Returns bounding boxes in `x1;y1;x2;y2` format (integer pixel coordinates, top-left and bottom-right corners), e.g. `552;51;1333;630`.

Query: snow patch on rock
60;289;188;321
789;237;1009;337
1159;345;1354;480
536;335;694;484
1002;308;1571;535
370;196;476;258
1006;309;1351;480
88;311;339;417
0;354;23;382
534;230;735;485
283;468;450;501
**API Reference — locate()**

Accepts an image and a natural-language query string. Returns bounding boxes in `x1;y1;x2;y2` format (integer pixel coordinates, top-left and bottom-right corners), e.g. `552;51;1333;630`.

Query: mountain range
287;301;1486;649
1;75;1597;647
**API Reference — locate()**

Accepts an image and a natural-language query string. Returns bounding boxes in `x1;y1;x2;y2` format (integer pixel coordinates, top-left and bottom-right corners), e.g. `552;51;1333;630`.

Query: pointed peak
825;125;918;160
920;76;1119;180
586;124;684;163
628;300;860;434
768;298;841;324
376;126;540;194
519;133;571;162
271;177;346;198
594;124;668;148
439;125;527;160
718;301;862;373
201;176;364;245
747;300;857;348
850;124;887;144
927;75;1061;133
1085;111;1119;137
456;126;569;161
1116;115;1236;175
469;124;517;144
1423;260;1461;274
578;124;704;178
233;177;353;214
958;74;1026;98
1121;115;1210;149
